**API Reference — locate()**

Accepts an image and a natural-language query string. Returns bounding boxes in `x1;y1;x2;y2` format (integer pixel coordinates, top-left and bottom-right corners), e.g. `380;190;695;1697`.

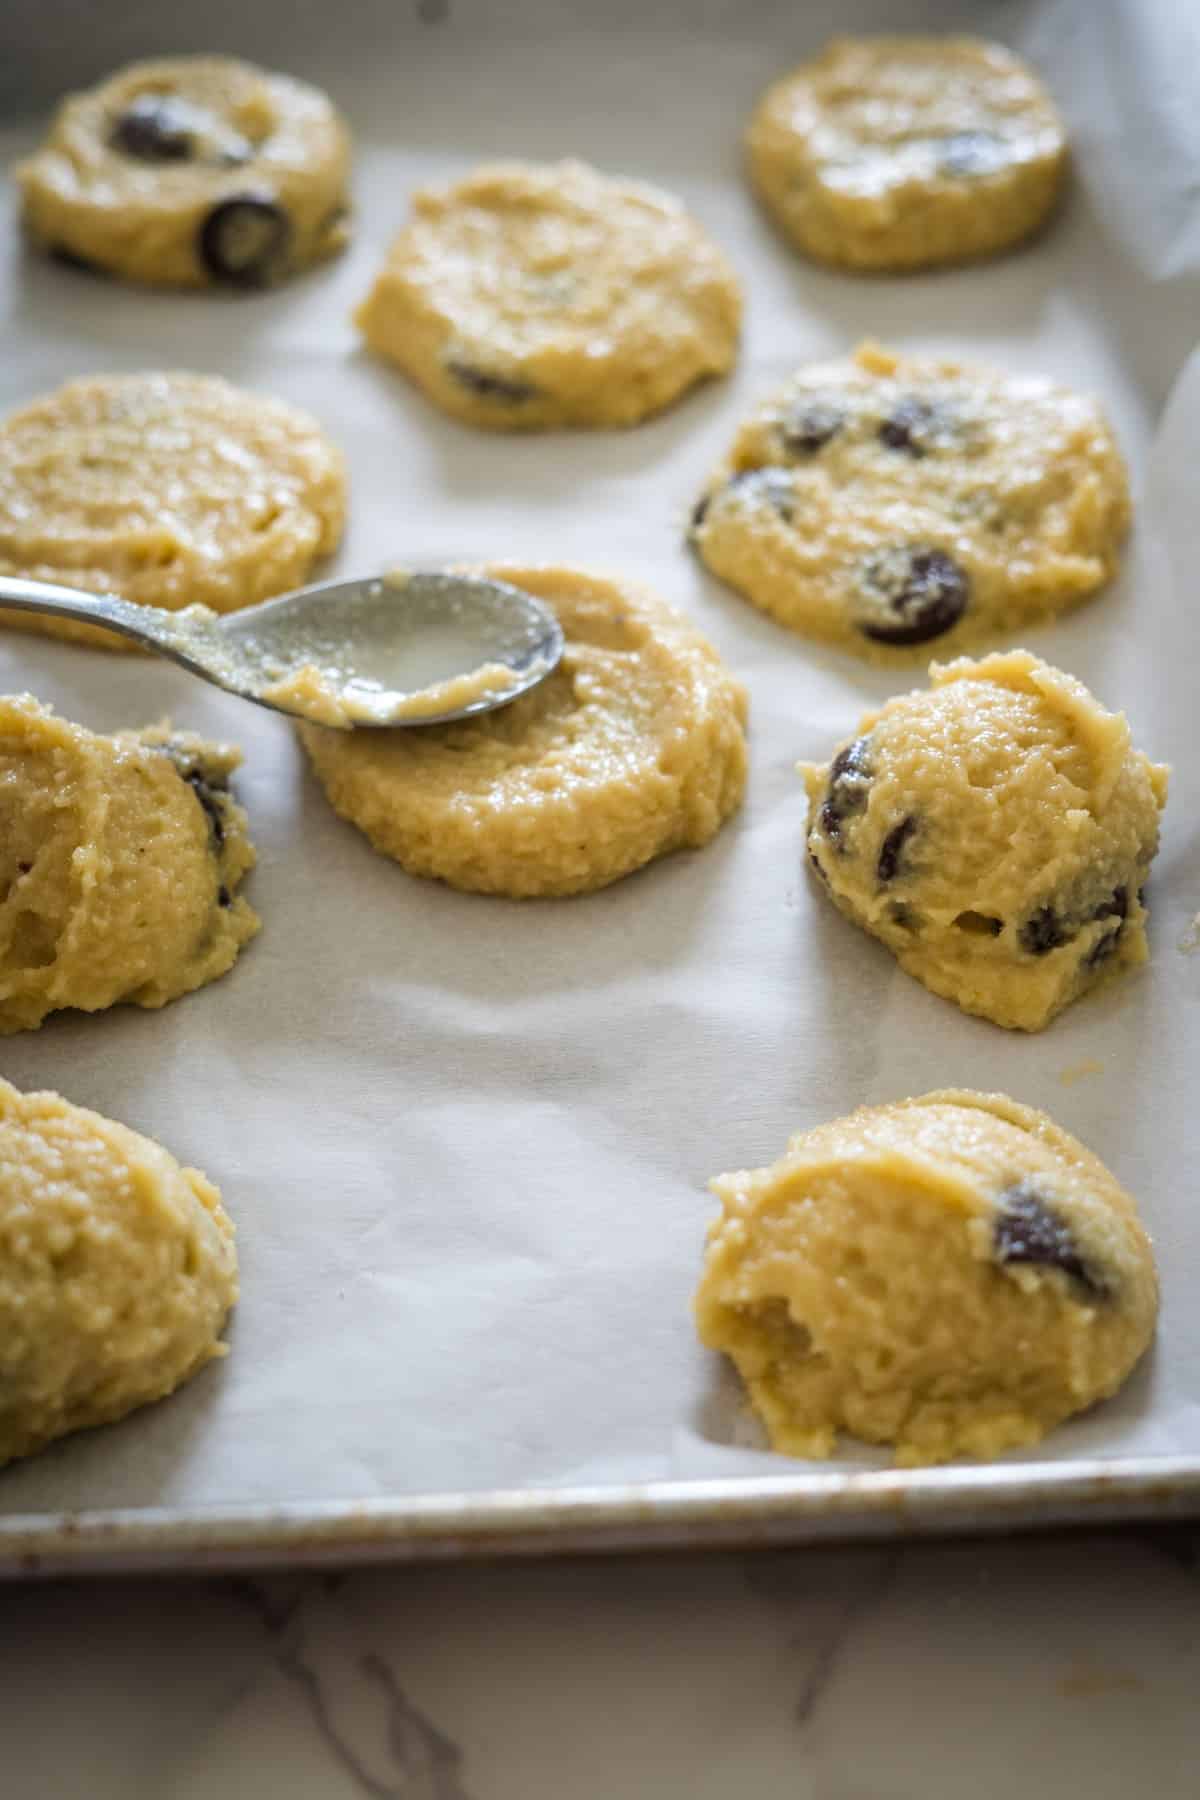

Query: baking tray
2;0;1200;1575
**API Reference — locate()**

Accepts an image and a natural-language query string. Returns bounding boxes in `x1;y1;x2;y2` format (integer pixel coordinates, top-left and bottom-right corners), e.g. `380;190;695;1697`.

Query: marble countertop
4;1526;1199;1797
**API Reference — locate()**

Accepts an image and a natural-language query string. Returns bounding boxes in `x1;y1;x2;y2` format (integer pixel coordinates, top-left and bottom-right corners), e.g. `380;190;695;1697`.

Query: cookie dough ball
17;56;351;288
0;696;259;1034
0;1079;236;1468
747;36;1066;271
696;1090;1157;1465
299;565;748;897
354;160;741;430
0;372;346;650
802;653;1167;1032
689;343;1129;660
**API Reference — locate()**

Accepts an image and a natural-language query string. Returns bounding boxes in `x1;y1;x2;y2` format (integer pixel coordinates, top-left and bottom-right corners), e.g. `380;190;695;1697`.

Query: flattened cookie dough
299;565;748;896
690;343;1129;660
696;1090;1157;1465
802;653;1167;1032
0;372;346;649
18;56;351;287
0;696;258;1034
747;36;1066;271
355;160;741;429
0;1078;236;1468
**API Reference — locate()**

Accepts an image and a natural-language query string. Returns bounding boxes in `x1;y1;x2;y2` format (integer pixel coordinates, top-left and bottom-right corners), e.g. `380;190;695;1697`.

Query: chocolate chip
876;815;916;884
16;861;31;875
47;244;106;276
217;885;232;908
994;1180;1104;1295
1019;906;1072;956
198;194;291;286
158;743;229;849
1094;885;1129;922
818;735;871;843
725;466;796;522
689;491;712;534
444;360;538;404
779;399;843;455
807;847;830;884
877;396;946;457
110;94;196;162
1085;928;1122;970
938;130;1008;179
853;545;969;646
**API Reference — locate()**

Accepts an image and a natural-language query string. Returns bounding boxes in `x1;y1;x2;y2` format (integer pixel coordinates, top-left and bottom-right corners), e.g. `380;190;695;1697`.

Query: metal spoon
0;570;565;728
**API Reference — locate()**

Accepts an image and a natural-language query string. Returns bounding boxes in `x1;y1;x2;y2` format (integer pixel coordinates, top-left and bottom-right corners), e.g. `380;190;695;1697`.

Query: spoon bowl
0;570;565;729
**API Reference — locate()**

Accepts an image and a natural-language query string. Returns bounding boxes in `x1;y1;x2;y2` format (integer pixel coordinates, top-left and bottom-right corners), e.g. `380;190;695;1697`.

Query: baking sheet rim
3;1457;1198;1575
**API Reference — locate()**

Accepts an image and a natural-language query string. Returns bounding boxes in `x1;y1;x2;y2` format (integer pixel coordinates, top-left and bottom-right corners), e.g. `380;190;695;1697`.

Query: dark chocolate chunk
877;396;945;457
689;491;712;534
994;1179;1105;1295
1094;885;1129;922
217;884;232;908
876;815;916;884
725;466;796;522
938;130;1009;179
818;735;872;844
47;244;106;276
110;94;196;162
1019;906;1072;956
157;742;229;850
1085;928;1122;970
198;194;291;286
853;545;969;646
779;399;843;456
444;360;538;404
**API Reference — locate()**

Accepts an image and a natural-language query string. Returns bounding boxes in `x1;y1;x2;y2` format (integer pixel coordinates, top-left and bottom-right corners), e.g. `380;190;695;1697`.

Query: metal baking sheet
2;0;1200;1574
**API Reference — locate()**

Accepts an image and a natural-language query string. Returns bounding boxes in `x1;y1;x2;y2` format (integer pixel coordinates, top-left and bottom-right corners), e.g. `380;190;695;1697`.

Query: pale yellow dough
18;56;351;288
355;160;742;429
690;342;1129;660
802;653;1168;1032
0;1078;237;1469
747;36;1067;271
299;565;749;897
0;696;258;1034
695;1089;1157;1466
0;372;346;650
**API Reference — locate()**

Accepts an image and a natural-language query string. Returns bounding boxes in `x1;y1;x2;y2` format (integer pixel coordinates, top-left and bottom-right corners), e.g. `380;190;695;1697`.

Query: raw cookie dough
298;565;749;897
802;652;1168;1032
0;1078;237;1468
747;36;1067;271
0;696;258;1034
689;342;1129;660
354;160;742;429
17;55;351;288
695;1089;1158;1466
0;372;346;650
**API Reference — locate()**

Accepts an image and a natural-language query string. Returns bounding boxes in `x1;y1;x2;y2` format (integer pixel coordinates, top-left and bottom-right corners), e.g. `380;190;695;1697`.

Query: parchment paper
1;0;1199;1520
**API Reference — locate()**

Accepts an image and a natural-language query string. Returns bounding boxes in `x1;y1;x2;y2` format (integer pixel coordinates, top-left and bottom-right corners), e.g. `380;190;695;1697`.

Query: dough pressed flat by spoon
0;570;564;728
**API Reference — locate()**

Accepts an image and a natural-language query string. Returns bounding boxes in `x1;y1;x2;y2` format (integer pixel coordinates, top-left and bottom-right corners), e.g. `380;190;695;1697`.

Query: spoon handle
0;574;174;652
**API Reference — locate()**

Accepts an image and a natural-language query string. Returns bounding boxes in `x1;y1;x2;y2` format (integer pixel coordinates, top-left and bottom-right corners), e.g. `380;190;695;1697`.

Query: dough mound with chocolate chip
747;36;1067;271
0;696;258;1034
299;565;748;897
695;1089;1157;1466
0;1077;237;1469
689;343;1129;660
0;372;346;650
802;652;1168;1031
18;55;351;288
354;160;742;430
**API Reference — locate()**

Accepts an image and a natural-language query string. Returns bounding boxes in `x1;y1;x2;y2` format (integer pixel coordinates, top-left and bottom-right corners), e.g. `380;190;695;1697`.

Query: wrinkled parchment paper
1;0;1199;1522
